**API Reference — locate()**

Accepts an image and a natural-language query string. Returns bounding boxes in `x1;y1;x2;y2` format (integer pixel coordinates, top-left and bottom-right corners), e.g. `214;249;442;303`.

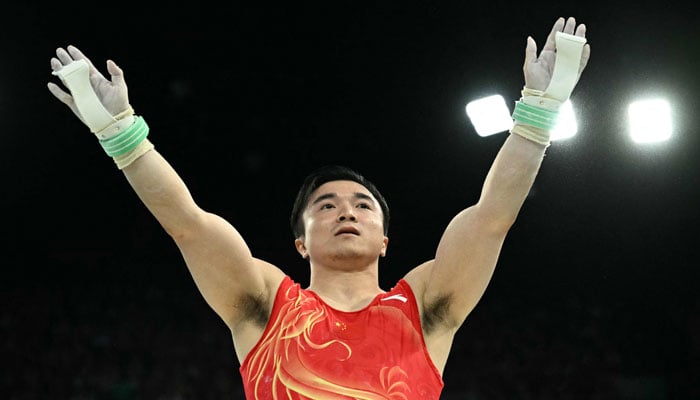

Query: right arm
122;147;284;329
47;45;285;337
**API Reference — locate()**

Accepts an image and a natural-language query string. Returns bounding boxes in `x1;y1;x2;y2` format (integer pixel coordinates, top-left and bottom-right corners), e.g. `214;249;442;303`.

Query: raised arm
47;46;284;338
406;17;590;369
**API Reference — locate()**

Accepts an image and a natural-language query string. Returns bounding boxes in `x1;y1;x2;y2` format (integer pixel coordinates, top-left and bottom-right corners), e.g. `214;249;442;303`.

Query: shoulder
254;258;289;295
401;259;435;301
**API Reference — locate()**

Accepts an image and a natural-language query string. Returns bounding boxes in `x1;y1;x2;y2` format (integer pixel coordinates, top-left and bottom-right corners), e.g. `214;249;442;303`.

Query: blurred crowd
3;254;697;399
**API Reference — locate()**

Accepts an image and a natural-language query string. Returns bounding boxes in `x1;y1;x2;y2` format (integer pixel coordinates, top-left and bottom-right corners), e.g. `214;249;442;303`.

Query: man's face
295;180;388;263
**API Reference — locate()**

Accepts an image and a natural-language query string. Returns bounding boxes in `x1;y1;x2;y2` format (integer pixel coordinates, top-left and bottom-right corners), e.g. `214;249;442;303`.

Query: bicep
422;206;509;328
175;211;284;327
122;150;284;325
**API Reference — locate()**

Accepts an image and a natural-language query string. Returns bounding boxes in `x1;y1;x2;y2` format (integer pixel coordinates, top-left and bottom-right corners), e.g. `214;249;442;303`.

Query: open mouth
335;227;360;236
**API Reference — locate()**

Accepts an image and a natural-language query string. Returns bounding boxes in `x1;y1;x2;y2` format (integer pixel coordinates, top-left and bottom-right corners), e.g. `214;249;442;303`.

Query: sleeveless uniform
240;276;444;400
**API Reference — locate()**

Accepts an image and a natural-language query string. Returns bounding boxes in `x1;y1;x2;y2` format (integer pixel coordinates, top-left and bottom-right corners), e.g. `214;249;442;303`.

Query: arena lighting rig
466;94;673;145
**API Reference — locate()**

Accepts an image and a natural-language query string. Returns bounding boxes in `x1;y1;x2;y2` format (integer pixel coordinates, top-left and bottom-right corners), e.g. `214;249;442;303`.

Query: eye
321;203;335;210
357;203;372;209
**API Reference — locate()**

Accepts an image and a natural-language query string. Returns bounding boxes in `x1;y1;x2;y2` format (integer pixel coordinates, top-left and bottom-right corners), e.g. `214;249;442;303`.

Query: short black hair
290;165;390;238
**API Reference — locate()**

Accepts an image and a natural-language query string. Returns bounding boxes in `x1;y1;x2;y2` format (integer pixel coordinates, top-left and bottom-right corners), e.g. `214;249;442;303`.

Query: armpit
421;295;453;334
238;292;270;328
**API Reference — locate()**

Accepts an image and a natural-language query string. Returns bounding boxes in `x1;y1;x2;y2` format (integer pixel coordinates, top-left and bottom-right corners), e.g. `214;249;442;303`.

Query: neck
307;262;384;311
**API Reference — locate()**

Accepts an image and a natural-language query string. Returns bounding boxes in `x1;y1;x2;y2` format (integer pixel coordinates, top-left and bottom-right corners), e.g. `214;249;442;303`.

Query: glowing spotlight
467;95;579;141
551;100;578;141
628;99;672;143
466;95;513;137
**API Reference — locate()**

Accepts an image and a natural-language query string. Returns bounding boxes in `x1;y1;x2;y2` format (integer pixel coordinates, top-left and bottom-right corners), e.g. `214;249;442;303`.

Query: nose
337;205;357;222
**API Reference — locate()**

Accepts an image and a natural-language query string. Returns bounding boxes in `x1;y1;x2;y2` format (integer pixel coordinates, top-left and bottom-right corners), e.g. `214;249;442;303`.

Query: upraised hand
48;45;131;125
523;17;591;92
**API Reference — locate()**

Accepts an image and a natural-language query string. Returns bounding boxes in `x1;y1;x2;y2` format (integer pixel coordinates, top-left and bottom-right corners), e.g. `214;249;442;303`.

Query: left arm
405;17;591;370
426;132;546;328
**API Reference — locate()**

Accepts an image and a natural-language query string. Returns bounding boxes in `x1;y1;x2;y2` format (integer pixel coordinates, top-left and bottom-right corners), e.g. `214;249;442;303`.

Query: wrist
520;87;563;111
510;123;550;147
99;115;149;157
95;106;135;140
113;138;154;170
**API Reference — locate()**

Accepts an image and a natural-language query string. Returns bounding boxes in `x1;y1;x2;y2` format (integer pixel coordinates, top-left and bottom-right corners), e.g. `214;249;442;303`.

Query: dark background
2;1;699;399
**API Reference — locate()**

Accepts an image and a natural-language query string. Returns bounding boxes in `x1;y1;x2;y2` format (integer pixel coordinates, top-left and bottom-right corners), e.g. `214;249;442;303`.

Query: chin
328;250;376;265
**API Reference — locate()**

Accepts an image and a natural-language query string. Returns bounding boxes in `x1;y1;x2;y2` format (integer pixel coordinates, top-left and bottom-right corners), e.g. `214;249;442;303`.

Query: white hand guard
52;59;134;140
522;32;587;111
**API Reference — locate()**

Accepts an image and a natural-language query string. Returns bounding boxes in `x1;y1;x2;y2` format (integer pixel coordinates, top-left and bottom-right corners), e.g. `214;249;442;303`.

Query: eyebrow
310;192;374;206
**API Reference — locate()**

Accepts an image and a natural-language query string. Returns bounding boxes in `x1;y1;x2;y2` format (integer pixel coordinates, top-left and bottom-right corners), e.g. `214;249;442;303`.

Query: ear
294;237;309;259
380;236;389;257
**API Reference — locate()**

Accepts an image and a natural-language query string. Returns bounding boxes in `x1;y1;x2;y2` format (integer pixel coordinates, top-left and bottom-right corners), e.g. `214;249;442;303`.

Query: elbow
161;207;209;243
470;204;519;236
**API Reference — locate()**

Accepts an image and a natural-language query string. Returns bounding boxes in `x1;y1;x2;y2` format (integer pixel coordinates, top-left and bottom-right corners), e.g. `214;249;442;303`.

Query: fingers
49;57;64;73
523;36;537;70
569;20;590;74
106;60;127;88
580;44;591;73
543;17;585;53
53;46;90;72
47;82;73;106
53;45;88;65
542;17;565;53
70;46;111;83
48;55;72;104
562;17;577;35
54;47;73;67
66;45;94;68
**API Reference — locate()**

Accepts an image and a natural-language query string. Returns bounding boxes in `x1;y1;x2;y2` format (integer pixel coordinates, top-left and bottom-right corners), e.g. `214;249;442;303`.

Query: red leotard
240;276;444;399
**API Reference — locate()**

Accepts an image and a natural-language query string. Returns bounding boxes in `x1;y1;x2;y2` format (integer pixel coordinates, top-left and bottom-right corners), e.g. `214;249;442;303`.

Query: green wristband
99;116;149;157
512;101;559;131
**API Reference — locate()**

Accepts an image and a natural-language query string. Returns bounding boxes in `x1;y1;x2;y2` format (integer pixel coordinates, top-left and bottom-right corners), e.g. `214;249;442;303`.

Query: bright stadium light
628;98;672;143
467;95;579;141
551;100;578;141
466;95;513;137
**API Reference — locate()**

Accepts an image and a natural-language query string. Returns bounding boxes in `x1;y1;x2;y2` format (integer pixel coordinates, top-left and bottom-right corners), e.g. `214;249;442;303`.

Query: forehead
307;180;375;205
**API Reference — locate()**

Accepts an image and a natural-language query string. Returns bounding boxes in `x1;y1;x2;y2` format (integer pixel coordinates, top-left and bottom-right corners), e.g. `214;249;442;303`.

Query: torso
238;275;444;400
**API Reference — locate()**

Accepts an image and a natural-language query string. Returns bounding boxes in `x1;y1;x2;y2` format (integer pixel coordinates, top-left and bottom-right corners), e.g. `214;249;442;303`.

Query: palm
90;68;129;115
523;17;590;92
525;46;556;90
